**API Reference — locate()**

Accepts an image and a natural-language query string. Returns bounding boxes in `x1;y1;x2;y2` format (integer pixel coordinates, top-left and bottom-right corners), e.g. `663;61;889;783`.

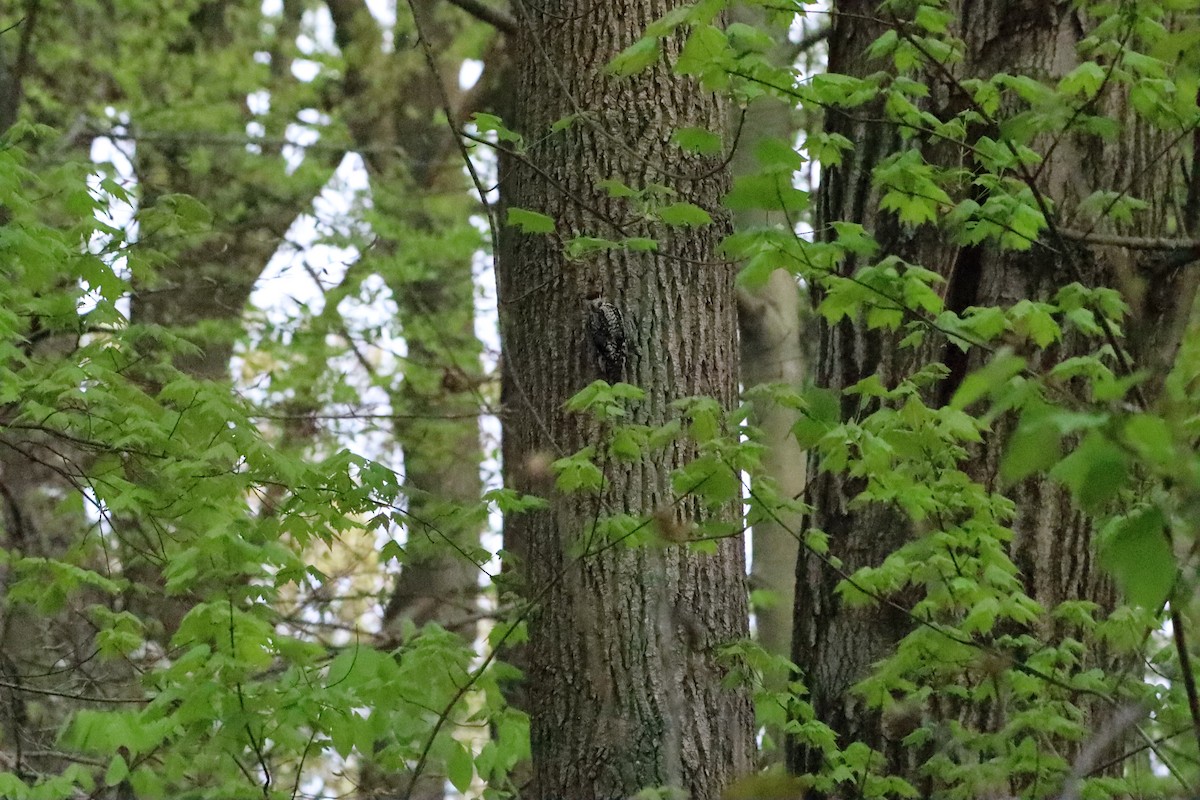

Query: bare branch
784;23;830;63
442;0;516;34
1057;227;1200;252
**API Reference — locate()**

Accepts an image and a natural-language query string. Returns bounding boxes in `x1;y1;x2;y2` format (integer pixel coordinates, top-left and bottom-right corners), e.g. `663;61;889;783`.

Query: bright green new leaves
608;36;662;76
950;351;1027;411
672;126;724;155
507;207;556;233
820;257;944;331
1100;507;1175;609
657;201;713;227
873;150;953;226
725;137;809;214
471;111;523;145
565;380;645;420
0;125;532;799
1049;432;1130;513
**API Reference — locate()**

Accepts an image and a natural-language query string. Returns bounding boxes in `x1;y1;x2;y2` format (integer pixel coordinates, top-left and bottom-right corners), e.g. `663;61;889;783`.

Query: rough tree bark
789;0;1197;790
497;2;754;798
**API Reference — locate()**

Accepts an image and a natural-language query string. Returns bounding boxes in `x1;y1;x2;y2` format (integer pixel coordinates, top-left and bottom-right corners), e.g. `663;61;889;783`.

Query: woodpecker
585;293;627;383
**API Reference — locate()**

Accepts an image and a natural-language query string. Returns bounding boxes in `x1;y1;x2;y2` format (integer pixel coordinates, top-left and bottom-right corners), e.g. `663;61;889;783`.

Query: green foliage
617;0;1200;795
0;83;519;800
11;0;1200;797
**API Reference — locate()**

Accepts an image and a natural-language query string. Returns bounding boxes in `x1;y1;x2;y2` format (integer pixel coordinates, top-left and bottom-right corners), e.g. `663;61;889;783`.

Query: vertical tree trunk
498;3;754;798
729;0;807;694
790;0;1197;789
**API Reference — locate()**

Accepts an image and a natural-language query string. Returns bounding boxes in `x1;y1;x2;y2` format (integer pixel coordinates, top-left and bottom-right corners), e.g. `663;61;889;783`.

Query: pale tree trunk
498;2;754;798
789;0;1196;790
729;1;807;694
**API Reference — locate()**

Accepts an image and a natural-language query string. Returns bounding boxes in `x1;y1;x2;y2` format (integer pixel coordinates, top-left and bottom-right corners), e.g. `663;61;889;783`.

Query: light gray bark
729;5;807;719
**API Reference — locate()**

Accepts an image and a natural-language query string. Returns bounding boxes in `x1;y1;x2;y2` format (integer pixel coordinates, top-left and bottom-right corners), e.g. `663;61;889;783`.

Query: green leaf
793;387;840;448
552;449;604;493
951;352;1026;410
565;236;618;259
726;22;775;54
621;236;659;251
506;208;556;234
658;202;712;227
608;37;660;76
472;112;523;143
1009;300;1060;347
381;539;405;563
677;26;732;89
551;113;582;133
644;5;693;37
1122;414;1174;469
447;741;475;793
1099;507;1175;608
105;754;129;787
725;174;808;214
596;179;638;198
914;5;952;34
805;131;855;166
672;126;723;155
831;222;879;256
610;427;643;460
1049;433;1129;512
1058;61;1106;98
1001;423;1060;482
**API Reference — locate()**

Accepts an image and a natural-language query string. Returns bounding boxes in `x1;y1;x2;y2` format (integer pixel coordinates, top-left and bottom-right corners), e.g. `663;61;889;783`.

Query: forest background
3;0;1200;799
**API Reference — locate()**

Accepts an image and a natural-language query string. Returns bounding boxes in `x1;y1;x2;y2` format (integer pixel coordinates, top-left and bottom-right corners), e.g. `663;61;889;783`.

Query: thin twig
1169;603;1200;761
229;599;272;798
0;678;145;704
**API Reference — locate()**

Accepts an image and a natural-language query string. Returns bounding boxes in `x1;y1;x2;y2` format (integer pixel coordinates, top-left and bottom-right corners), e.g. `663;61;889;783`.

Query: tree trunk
498;3;754;798
728;6;807;764
789;0;1196;790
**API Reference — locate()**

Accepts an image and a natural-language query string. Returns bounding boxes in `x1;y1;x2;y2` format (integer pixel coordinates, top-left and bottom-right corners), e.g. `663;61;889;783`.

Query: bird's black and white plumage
585;294;627;383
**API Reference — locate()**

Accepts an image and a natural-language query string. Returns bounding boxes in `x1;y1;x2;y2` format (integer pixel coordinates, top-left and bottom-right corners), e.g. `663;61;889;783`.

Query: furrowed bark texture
499;2;754;798
790;0;1197;790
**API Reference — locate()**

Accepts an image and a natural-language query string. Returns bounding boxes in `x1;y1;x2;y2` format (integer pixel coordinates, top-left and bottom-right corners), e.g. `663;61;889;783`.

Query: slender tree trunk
498;2;754;798
789;0;1196;790
729;4;806;729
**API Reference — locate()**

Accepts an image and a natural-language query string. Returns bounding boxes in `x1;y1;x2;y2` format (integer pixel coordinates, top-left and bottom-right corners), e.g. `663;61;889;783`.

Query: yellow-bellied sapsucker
585;293;627;383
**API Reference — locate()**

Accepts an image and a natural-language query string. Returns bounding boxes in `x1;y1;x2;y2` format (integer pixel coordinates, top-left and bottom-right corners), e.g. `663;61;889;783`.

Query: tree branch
784;23;830;63
1057;227;1200;252
441;0;516;34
